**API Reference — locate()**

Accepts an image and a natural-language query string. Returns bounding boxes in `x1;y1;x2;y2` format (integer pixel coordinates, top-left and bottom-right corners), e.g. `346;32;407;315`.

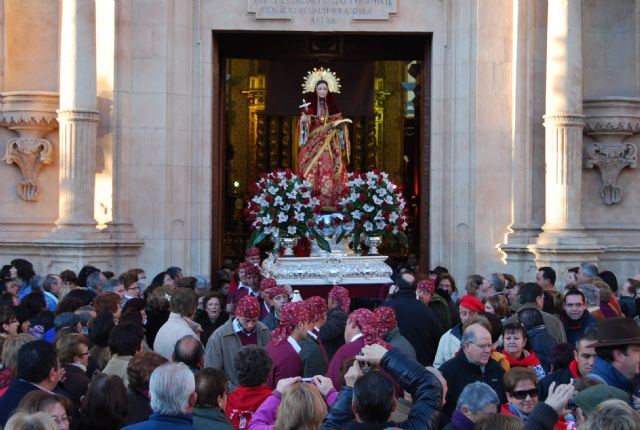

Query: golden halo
301;67;341;94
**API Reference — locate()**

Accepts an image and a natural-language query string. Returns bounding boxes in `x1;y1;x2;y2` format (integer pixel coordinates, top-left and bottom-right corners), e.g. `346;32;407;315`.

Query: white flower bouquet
335;170;410;250
245;169;331;252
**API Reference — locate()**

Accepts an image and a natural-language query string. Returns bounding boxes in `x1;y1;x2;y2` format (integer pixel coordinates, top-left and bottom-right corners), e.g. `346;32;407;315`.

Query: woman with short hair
56;333;91;404
74;374;128;430
124;351;168;425
5;411;58;430
0;333;35;394
250;376;330;430
193;368;234;430
195;292;228;346
17;390;72;430
500;323;545;380
501;367;539;419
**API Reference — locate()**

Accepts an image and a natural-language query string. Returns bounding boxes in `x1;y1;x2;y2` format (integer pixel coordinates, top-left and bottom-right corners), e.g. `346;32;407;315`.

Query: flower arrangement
335;170;409;250
245;169;331;252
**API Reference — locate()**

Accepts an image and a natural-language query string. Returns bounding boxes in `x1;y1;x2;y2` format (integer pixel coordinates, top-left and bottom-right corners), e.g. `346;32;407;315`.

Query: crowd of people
0;253;638;430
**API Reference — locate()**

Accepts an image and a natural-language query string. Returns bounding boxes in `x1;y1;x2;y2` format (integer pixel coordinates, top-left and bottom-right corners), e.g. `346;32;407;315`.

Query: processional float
245;68;409;286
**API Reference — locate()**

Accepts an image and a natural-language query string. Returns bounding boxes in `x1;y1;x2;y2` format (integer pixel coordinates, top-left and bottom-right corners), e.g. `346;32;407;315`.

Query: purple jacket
249;388;339;430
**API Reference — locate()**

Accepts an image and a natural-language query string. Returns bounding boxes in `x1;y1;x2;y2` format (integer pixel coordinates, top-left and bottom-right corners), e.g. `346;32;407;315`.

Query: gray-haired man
122;362;197;430
442;382;499;430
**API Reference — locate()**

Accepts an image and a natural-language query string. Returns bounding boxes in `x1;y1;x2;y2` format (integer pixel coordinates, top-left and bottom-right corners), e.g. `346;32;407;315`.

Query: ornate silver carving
261;253;393;286
365;235;382;255
280;237;298;256
3;137;53;201
583;97;640;205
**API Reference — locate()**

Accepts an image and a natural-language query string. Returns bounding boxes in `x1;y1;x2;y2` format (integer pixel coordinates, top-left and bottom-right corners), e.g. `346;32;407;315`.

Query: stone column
54;0;99;237
531;0;603;284
539;0;585;240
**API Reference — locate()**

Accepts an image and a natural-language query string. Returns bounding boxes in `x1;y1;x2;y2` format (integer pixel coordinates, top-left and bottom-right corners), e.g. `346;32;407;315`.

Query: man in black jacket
538;331;597;400
384;272;441;365
319;285;350;360
0;340;64;426
439;322;507;420
321;344;442;430
558;288;598;345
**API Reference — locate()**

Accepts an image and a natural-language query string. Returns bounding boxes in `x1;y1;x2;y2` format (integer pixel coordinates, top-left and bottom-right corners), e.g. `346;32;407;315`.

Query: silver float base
261;253;393;286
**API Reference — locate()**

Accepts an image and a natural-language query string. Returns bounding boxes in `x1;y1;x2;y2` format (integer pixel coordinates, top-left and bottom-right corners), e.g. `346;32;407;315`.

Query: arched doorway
211;33;431;273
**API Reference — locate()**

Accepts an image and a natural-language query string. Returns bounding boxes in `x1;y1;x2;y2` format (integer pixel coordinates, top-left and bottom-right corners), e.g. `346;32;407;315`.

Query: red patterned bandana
416;279;435;294
361;322;394;349
305;296;328;322
328;285;351;313
373;306;397;338
260;277;278;291
272;301;309;345
349;308;373;331
239;262;260;277
245;247;260;257
264;286;289;300
235;296;260;319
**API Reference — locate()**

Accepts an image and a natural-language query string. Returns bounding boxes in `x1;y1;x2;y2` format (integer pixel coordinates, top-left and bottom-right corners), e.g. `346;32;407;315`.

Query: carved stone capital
583;98;640;205
3;137;54;201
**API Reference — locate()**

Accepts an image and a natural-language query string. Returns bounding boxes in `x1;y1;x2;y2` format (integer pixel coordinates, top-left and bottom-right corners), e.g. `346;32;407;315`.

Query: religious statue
297;68;351;210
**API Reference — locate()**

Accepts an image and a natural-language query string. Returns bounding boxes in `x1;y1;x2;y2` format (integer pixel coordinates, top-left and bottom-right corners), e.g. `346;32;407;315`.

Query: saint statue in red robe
297;68;351;210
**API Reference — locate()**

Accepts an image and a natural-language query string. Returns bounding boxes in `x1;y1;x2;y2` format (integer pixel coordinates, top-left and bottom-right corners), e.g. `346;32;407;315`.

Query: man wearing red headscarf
226;262;262;314
257;277;279;320
227;247;262;301
325;308;373;390
261;285;289;330
373;306;416;361
319;285;350;360
299;296;329;376
204;295;271;388
265;301;309;387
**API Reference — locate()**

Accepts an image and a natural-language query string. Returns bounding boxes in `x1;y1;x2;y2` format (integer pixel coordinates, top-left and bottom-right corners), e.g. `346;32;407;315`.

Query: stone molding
583;97;640;133
56;109;100;122
0;92;59;201
0;236;144;275
542;113;585;127
0;91;59;129
583;97;640;205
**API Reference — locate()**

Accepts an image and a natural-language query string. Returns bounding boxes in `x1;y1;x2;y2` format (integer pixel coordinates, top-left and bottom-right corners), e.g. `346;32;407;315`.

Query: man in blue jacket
123;362;198;430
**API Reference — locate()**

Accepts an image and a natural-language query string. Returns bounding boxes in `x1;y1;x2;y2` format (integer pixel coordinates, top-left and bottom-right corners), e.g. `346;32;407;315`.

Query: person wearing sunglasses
501;366;576;429
502;367;540;419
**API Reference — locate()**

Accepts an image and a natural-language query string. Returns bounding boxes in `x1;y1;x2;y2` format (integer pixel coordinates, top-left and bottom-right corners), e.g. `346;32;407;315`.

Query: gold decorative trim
301;67;341;94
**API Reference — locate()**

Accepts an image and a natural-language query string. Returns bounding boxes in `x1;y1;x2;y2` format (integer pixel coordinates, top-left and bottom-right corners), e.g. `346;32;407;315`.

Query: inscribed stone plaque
247;0;397;24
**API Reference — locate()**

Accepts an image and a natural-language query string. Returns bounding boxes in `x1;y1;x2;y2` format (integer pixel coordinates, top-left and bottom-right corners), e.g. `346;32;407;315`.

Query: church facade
0;0;638;284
